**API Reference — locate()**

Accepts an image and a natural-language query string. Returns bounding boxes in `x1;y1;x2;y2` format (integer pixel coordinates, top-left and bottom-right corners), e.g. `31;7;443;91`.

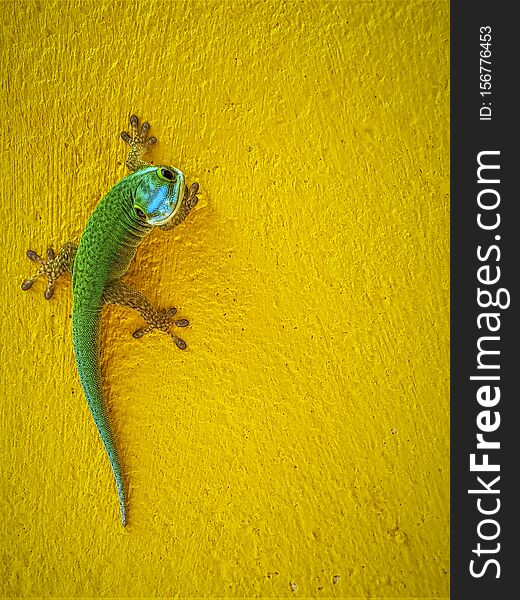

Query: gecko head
133;166;186;226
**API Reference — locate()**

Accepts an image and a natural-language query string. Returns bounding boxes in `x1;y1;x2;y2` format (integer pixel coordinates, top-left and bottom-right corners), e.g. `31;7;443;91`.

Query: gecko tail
111;453;127;527
119;486;127;527
99;424;127;528
72;308;128;527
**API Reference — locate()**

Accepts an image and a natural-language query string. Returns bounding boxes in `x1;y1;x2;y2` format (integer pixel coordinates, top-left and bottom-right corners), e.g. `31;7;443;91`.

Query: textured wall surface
0;1;449;598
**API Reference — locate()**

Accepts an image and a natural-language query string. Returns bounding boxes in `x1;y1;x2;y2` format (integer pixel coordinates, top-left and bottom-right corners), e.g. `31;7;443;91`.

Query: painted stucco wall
0;1;449;598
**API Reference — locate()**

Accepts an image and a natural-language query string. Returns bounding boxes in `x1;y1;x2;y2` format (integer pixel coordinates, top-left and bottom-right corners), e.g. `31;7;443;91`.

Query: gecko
21;115;199;527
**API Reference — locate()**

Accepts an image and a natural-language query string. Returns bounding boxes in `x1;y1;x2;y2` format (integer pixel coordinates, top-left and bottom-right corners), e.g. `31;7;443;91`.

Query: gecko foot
120;114;157;171
132;307;189;350
21;242;77;299
159;182;200;231
103;280;190;350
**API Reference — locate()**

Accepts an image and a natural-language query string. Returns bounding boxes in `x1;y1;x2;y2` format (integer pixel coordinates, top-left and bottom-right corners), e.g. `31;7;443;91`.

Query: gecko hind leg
103;280;189;350
21;242;77;299
120;114;157;172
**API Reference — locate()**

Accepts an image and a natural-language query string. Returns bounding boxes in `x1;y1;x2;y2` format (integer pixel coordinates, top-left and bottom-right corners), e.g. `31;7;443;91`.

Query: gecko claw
132;328;148;339
166;308;189;328
175;338;187;350
27;249;43;263
120;131;132;144
44;282;55;300
21;279;34;291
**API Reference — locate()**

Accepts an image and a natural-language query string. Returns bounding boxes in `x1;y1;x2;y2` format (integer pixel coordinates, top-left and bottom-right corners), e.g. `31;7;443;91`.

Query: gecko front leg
121;114;200;226
159;182;199;231
103;280;189;350
21;242;77;299
120;114;157;172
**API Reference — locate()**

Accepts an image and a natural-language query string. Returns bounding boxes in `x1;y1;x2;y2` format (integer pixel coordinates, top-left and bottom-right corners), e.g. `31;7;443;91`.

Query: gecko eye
159;168;175;181
135;207;147;220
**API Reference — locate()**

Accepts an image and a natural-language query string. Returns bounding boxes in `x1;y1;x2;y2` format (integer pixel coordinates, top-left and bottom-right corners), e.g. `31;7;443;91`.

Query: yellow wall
0;1;449;598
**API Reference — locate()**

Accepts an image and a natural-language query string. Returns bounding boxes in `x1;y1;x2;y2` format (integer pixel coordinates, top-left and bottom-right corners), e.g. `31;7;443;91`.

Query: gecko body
22;116;199;526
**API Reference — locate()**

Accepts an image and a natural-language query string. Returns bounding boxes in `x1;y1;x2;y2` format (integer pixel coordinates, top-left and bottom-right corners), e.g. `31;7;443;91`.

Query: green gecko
21;115;199;527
